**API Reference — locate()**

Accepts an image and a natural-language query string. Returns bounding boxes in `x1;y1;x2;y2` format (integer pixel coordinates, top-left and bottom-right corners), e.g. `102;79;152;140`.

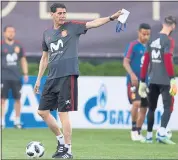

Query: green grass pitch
2;129;178;159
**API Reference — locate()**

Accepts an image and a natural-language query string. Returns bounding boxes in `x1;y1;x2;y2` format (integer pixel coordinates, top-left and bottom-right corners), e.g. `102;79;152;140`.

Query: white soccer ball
156;128;173;140
26;141;45;159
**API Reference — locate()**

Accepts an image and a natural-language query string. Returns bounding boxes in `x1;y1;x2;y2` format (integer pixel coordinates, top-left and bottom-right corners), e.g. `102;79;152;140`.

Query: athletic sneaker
136;134;145;141
53;146;73;159
157;133;176;145
14;123;23;129
131;131;138;141
52;141;66;158
140;137;153;143
54;152;73;159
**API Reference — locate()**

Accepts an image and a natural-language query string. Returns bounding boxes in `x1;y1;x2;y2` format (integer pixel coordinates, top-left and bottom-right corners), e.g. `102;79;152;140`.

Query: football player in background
1;25;28;129
123;23;151;141
139;16;177;144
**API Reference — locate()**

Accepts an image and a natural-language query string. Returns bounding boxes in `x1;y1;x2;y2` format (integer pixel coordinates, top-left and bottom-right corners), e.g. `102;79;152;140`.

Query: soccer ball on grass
26;141;45;159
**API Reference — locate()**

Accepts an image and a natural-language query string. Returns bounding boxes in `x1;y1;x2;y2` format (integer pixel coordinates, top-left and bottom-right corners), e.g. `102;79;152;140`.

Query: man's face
51;8;67;25
138;29;151;44
4;27;15;41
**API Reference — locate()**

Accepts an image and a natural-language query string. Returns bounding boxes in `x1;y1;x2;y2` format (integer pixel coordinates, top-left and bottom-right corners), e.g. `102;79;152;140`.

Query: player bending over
123;23;151;141
139;16;177;144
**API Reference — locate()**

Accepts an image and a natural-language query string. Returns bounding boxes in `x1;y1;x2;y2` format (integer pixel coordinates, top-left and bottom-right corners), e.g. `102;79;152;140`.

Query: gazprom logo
84;84;162;126
84;84;107;124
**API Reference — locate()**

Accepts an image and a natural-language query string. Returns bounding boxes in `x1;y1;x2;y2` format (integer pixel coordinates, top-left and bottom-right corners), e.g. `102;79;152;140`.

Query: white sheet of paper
117;9;130;24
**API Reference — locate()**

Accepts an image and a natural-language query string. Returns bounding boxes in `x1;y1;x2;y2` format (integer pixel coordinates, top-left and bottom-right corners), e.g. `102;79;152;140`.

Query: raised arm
86;10;122;29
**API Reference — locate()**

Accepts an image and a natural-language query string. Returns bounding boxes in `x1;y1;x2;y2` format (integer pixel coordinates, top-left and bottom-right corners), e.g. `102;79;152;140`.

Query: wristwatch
109;16;114;21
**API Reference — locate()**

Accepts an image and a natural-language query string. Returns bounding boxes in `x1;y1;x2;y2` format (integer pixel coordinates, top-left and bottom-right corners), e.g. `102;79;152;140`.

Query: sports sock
65;144;72;154
137;127;142;135
56;135;65;144
132;121;137;131
158;127;166;136
146;132;153;139
14;117;20;125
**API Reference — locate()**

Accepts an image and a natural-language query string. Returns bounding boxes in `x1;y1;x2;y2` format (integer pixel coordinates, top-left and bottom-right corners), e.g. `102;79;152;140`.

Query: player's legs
11;80;22;128
59;112;72;153
156;85;175;144
132;97;147;141
137;109;147;132
131;101;139;131
127;84;138;131
38;79;65;157
131;100;146;141
54;75;78;159
14;100;21;118
158;86;174;135
137;98;148;134
1;81;10;128
142;84;159;143
38;110;62;136
14;99;21;126
127;84;141;140
160;85;173;131
37;110;66;152
38;109;65;146
1;98;6;128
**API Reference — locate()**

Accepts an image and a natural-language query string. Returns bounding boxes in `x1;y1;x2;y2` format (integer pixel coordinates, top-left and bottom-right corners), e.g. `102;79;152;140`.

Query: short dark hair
164;16;177;26
50;3;66;13
3;25;14;32
139;23;151;30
